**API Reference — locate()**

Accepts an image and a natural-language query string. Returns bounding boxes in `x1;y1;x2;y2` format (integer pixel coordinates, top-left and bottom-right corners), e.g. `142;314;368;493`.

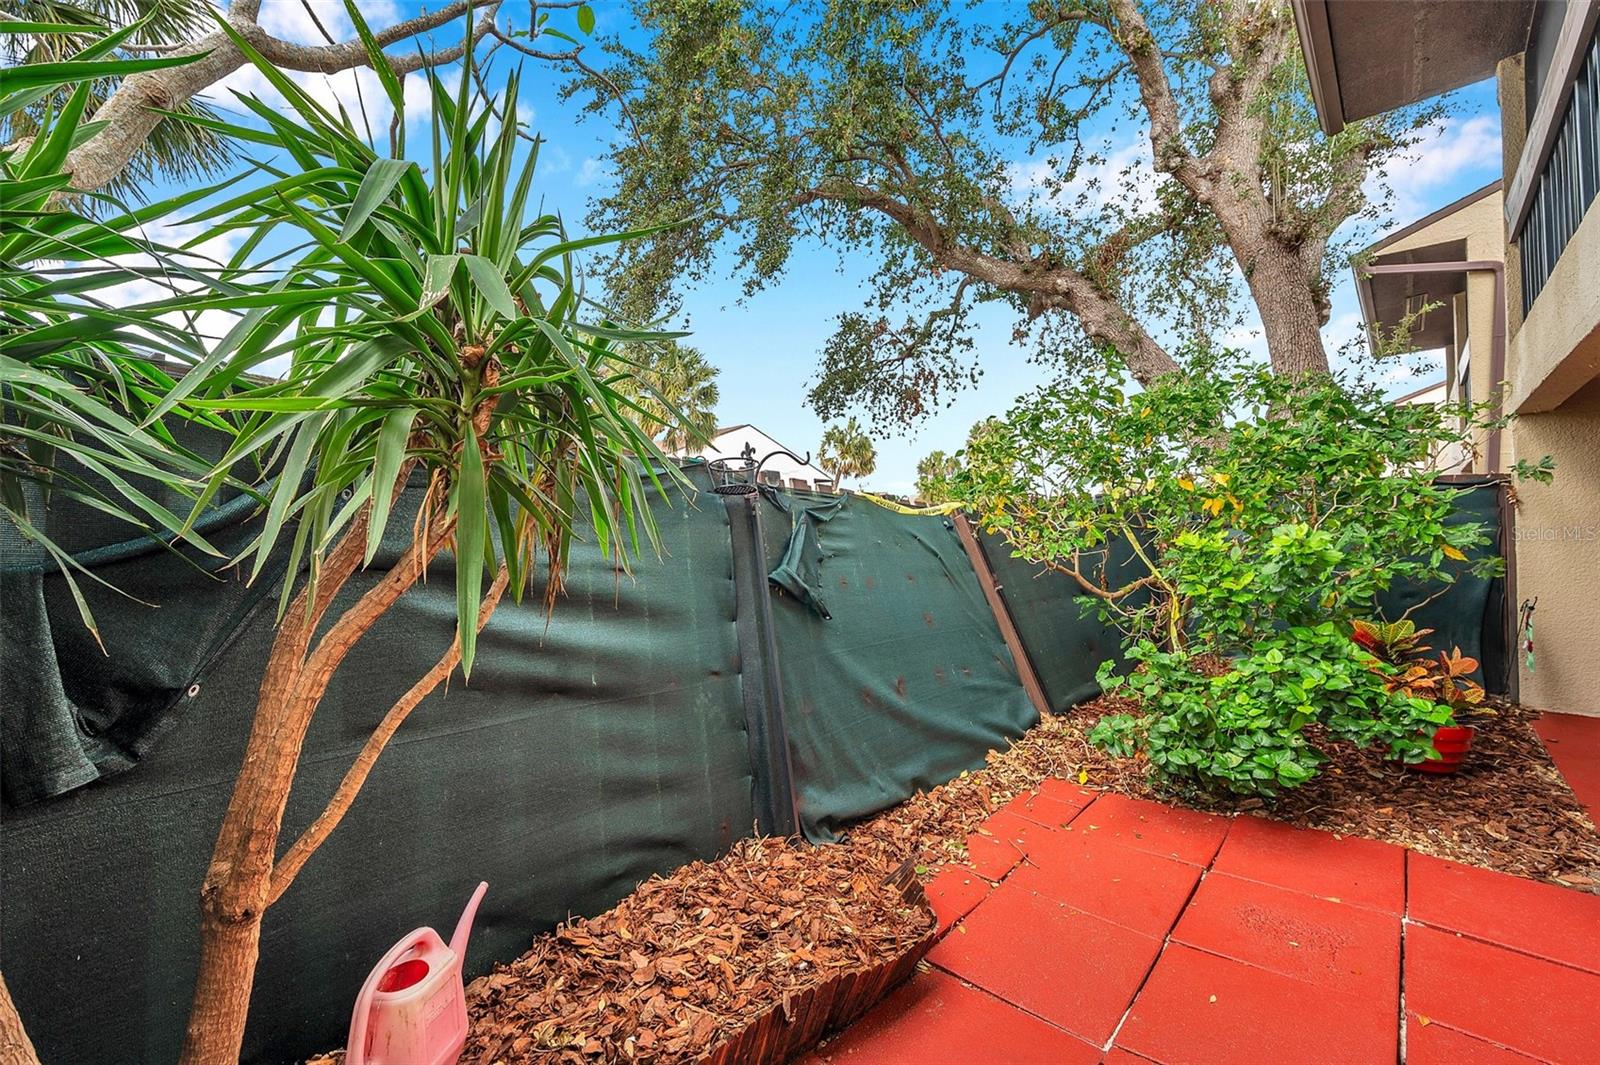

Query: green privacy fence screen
3;465;759;1063
0;465;1035;1063
0;464;1504;1062
1377;477;1511;694
755;489;1038;842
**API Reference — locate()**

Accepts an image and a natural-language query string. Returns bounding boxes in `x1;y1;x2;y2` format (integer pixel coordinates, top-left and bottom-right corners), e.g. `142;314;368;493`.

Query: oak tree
579;0;1441;424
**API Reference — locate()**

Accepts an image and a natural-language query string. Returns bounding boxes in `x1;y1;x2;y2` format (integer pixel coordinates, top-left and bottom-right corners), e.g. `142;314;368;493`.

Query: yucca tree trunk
0;972;41;1065
179;507;455;1064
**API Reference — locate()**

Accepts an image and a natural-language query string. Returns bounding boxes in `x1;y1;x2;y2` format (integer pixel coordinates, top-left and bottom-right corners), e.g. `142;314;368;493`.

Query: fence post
723;490;800;838
951;514;1052;719
1499;476;1520;703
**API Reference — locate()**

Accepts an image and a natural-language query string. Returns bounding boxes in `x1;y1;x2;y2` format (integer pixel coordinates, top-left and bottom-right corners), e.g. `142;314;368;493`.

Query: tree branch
794;179;1180;382
1045;553;1159;603
973;12;1088;99
252;1;502;76
53;0;503;194
1102;0;1203;187
490;26;642;143
266;563;511;905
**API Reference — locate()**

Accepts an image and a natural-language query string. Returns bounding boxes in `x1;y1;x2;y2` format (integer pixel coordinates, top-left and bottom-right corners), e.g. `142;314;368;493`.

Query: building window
1519;24;1600;313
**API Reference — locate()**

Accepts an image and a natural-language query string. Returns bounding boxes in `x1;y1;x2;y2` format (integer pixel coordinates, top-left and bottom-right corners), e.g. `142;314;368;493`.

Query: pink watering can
346;881;488;1065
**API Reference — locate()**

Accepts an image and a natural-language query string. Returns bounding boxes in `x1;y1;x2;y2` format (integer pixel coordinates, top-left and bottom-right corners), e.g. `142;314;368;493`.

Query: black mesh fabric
1376;478;1508;691
0;431;280;805
2;467;758;1064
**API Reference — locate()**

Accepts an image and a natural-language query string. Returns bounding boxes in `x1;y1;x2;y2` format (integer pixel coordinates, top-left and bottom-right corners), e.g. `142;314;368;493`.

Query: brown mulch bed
456;837;931;1063
843;695;1600;892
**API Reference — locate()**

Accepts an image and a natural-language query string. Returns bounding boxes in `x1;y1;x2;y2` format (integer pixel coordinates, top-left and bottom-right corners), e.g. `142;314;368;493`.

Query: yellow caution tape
854;492;964;516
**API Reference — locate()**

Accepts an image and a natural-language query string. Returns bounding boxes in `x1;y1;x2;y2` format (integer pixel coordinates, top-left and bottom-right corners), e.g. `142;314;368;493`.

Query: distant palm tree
623;342;721;451
819;416;876;488
915;450;960;502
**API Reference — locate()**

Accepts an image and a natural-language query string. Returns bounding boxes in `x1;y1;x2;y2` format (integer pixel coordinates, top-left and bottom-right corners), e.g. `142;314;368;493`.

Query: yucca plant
138;11;683;1061
0;18;234;641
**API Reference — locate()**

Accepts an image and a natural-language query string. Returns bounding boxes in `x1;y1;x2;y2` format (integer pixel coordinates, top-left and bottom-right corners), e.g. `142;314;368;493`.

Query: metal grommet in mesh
186;682;202;698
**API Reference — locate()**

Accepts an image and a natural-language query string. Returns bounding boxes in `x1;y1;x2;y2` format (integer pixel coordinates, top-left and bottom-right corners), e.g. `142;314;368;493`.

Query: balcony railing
1519;24;1600;314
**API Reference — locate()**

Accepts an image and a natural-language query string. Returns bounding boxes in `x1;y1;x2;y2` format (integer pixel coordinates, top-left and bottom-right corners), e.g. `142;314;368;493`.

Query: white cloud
1367;114;1502;222
402;62;462;127
1323;308;1364;349
93;219;253;362
1379;353;1445;384
576;156;608;187
207;61;400;142
254;0;402;45
205;9;476;141
1222;321;1268;358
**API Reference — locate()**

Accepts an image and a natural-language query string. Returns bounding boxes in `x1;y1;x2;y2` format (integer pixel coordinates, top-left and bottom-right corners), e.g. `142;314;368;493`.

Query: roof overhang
1353;181;1502;345
1356;239;1470;350
1292;0;1535;135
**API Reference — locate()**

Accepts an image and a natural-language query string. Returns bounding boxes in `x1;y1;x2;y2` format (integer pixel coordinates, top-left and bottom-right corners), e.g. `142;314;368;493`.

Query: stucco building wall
1496;57;1600;716
1367;188;1506;467
1356;62;1600;716
1511;377;1600;713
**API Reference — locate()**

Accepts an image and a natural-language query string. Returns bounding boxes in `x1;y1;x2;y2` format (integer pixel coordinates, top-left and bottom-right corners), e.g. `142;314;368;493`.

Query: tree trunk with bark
177;492;511;1063
1240;241;1335;378
50;0;498;195
0;972;40;1065
1105;0;1340;381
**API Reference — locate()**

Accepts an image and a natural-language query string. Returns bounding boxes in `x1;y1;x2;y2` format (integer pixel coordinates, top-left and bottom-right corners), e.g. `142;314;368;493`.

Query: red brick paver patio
807;785;1600;1064
1535;711;1600;823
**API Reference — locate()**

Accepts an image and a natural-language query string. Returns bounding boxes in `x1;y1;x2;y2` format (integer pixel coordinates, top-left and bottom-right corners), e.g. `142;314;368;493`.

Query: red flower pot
1409;724;1476;775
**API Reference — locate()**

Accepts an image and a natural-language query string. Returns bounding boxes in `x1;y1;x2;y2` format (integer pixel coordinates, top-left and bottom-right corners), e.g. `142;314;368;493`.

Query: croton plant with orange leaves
1351;620;1487;717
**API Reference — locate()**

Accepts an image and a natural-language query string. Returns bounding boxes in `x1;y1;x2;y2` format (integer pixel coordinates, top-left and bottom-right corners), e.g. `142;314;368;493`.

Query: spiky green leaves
150;12;682;681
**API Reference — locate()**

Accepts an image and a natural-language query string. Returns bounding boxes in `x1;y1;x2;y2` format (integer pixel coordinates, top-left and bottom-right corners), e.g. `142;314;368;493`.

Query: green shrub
1090;631;1450;796
959;349;1512;796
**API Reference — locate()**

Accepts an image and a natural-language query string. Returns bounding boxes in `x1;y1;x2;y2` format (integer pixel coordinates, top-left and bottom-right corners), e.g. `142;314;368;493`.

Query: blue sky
149;1;1507;495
